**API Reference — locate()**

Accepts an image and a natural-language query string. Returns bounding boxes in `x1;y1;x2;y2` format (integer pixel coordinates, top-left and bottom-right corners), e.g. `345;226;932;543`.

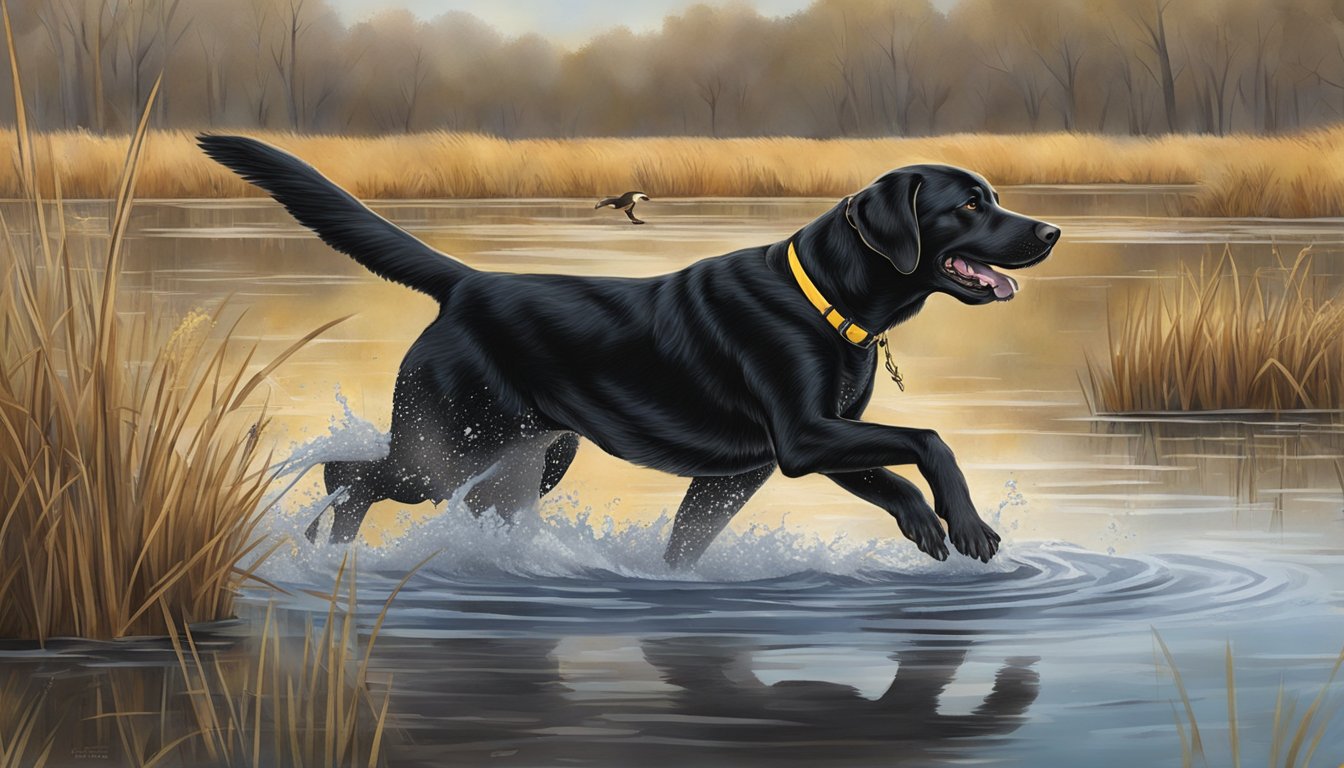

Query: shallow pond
8;188;1344;766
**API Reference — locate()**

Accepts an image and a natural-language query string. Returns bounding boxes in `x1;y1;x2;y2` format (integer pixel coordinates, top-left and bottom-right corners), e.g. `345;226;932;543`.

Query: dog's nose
1035;223;1060;244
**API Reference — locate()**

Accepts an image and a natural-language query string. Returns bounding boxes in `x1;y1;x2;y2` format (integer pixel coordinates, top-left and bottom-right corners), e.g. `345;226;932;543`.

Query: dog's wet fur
199;135;1059;567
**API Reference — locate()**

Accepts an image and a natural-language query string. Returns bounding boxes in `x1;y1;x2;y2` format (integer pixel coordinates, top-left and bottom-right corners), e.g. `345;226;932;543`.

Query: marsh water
11;188;1344;766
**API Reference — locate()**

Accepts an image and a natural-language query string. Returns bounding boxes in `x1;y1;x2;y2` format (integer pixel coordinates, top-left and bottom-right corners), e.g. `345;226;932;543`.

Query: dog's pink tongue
957;257;1019;300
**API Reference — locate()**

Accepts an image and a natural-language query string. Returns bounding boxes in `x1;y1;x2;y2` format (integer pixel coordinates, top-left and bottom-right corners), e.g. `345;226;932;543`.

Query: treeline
12;0;1344;138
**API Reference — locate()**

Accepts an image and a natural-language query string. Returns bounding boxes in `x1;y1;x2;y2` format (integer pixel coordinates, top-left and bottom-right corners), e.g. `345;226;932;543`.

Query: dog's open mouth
942;256;1019;300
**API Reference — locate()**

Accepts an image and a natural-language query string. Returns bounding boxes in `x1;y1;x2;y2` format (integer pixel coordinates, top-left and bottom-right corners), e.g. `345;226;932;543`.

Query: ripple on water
245;400;1320;642
251;494;1316;642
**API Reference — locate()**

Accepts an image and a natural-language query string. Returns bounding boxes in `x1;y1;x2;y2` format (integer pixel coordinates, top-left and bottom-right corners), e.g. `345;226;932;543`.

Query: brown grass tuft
1085;247;1344;414
0;669;57;767
0;559;414;767
11;125;1344;216
151;556;416;768
0;0;338;641
1156;630;1343;768
0;127;1317;207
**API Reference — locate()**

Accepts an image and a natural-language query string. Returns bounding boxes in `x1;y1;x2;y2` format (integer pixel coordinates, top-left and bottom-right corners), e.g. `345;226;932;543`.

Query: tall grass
1085;248;1344;414
0;129;1212;201
149;558;411;768
0;560;413;767
1156;631;1344;768
0;0;337;641
9;125;1344;216
0;670;56;768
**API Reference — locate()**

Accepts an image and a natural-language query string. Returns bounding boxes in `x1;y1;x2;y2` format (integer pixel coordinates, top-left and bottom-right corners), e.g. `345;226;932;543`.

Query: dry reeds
0;670;56;768
0;127;1290;203
0;0;336;641
152;558;407;768
0;561;408;768
9;125;1344;216
1085;247;1344;414
1156;631;1343;768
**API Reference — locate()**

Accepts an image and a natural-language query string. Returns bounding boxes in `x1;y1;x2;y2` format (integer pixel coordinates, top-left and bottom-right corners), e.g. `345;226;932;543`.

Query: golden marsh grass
1155;631;1344;768
0;560;407;767
3;127;1344;216
151;558;409;768
1085;248;1344;414
0;1;337;641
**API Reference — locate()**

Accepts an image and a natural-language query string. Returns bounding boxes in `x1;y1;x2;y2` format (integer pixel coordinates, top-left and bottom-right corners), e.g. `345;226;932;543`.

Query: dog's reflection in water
376;635;1039;765
642;637;1039;744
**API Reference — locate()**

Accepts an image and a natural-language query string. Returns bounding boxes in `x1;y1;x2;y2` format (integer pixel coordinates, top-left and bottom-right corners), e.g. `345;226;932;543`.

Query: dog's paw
896;511;948;561
948;517;1000;563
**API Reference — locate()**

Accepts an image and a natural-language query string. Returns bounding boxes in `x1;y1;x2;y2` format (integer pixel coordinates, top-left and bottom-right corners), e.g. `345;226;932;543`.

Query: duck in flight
595;191;651;224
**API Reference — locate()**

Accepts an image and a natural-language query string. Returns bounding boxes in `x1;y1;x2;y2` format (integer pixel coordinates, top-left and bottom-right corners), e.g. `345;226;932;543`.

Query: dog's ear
846;171;923;275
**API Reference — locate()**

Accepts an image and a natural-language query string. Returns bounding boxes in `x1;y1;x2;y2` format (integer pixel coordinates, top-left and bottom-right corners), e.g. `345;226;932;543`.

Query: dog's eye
961;198;978;211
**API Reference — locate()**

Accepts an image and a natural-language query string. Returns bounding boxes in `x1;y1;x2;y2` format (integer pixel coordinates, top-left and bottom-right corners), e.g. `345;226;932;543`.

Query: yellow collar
787;241;875;347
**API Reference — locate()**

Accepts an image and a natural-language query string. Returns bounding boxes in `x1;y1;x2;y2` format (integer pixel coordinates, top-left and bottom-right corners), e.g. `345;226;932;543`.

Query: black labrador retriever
199;135;1059;567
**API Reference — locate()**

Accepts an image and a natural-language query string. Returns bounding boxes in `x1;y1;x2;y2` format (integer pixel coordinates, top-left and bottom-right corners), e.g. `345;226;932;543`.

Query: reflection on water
375;634;1040;767
240;531;1330;766
8;187;1344;765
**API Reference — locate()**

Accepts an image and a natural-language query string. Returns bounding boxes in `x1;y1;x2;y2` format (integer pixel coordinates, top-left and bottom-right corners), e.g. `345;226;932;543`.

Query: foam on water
258;394;1013;586
259;486;1007;587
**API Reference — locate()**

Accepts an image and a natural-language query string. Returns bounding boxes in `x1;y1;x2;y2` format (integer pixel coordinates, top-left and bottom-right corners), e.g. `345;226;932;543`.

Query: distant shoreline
3;129;1339;217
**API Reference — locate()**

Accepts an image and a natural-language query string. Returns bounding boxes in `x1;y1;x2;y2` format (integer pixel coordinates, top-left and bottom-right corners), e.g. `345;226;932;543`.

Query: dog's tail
198;134;469;298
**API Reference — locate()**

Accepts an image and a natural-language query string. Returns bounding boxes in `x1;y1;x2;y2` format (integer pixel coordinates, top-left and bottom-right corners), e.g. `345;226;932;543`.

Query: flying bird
595;191;651;224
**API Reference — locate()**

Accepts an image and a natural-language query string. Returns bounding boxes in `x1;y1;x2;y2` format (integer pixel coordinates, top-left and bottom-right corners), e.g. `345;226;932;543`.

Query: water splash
252;394;1313;639
275;388;389;478
257;488;1014;588
255;391;1018;586
986;478;1028;533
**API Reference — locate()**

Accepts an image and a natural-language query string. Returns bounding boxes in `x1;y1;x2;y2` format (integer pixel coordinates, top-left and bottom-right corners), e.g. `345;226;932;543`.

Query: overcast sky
327;0;829;44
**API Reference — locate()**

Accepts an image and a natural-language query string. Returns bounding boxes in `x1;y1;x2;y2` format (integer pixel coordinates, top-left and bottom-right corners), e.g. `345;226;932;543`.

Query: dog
199;135;1059;567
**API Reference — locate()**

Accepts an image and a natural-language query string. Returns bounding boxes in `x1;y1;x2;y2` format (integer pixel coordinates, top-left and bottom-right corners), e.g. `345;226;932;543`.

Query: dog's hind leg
310;447;450;543
462;434;557;522
664;464;774;569
540;433;578;497
307;458;387;543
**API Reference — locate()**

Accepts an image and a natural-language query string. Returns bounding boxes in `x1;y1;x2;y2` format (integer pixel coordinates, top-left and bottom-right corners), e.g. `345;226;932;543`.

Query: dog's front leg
826;470;948;561
665;464;775;569
775;420;999;562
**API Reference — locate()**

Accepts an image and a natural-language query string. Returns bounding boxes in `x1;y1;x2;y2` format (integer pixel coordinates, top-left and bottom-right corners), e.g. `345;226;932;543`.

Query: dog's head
846;164;1058;306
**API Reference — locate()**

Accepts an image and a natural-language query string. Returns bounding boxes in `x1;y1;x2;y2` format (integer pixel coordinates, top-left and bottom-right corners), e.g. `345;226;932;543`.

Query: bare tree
985;42;1047;130
1106;22;1151;134
918;77;951;133
1243;22;1281;132
1034;34;1084;131
246;0;274;126
697;73;724;137
198;29;226;123
35;4;77;127
1194;25;1237;135
398;44;427;133
119;0;182;126
270;0;309;130
874;11;922;135
37;0;126;129
827;9;865;135
1134;0;1181;132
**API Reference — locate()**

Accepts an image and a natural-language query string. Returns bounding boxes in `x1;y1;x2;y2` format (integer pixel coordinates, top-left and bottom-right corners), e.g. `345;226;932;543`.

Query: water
13;188;1344;765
